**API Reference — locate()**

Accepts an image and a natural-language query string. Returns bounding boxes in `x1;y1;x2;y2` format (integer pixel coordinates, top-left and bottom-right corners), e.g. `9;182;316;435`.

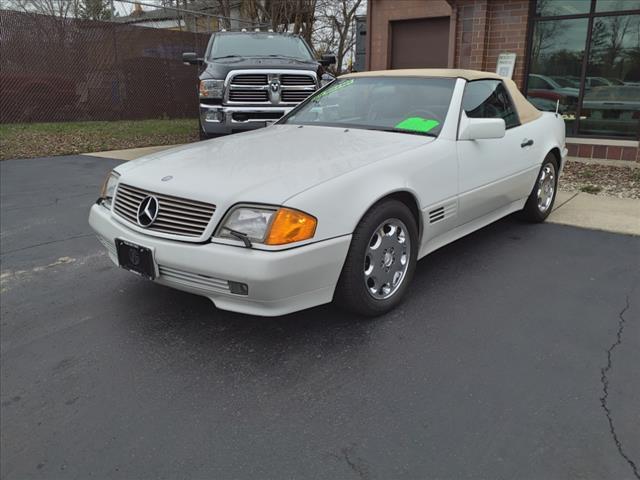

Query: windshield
210;34;313;61
282;77;455;137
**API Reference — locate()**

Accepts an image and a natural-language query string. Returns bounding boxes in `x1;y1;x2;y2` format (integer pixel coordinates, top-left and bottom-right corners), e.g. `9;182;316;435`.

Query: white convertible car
90;69;566;316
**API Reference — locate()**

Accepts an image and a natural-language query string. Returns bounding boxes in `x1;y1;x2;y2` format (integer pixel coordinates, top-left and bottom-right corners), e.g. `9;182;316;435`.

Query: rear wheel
335;200;418;316
522;153;559;223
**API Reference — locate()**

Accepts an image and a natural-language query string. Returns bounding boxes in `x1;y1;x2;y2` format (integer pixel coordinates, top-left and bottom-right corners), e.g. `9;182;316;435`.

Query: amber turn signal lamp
264;208;317;245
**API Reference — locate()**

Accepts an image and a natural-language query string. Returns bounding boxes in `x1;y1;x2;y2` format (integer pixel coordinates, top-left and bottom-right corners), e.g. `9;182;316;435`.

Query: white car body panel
89;75;567;316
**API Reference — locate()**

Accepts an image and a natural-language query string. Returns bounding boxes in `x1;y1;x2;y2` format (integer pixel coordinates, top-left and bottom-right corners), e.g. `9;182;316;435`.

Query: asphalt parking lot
1;155;639;480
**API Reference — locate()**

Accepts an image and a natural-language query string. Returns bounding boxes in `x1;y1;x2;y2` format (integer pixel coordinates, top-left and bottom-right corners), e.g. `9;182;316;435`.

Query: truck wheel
335;200;418;317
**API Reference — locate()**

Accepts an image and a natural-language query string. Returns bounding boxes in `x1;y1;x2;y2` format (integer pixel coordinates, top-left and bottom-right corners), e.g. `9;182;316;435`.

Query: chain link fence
0;1;261;124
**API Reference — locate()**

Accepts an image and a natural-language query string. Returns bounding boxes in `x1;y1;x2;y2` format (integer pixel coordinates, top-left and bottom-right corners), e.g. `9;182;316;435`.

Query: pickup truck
183;30;335;139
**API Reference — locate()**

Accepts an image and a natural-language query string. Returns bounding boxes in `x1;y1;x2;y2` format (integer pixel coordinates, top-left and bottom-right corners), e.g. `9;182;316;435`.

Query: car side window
462;80;520;129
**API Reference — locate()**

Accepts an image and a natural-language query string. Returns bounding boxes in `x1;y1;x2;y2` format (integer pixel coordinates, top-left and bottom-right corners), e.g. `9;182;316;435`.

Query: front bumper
200;104;294;135
89;204;351;317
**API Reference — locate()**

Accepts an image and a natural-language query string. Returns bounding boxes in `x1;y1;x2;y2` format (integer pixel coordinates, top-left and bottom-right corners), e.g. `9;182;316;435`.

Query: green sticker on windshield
395;117;440;133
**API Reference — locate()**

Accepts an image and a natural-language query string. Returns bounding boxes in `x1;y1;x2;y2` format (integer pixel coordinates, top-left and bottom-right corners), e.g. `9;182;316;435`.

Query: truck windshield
282;77;455;137
210;34;314;61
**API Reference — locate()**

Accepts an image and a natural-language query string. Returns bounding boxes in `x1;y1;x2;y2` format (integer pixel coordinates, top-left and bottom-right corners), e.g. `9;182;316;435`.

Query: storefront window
595;0;640;12
527;1;640;139
536;0;591;17
528;18;588;134
579;14;640;137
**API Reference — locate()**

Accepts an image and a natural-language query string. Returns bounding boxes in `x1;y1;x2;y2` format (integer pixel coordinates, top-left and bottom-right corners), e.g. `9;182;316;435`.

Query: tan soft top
343;69;542;125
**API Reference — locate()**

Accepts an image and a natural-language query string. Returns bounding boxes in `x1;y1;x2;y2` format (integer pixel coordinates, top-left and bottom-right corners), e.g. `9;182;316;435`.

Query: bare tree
314;0;362;74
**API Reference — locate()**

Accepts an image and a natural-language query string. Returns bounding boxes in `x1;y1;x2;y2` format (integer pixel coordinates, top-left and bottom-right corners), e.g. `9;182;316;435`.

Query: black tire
199;122;212;140
335;199;419;317
198;119;219;141
199;129;211;141
521;153;559;223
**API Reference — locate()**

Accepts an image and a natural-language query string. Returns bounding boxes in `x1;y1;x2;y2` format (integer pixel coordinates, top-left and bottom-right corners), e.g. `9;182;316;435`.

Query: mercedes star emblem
137;195;159;227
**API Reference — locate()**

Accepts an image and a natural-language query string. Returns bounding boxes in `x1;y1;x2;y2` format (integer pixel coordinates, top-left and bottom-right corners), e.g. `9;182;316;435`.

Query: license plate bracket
116;239;156;280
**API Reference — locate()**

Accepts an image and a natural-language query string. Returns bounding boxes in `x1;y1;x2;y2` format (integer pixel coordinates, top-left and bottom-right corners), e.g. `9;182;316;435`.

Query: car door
456;79;540;225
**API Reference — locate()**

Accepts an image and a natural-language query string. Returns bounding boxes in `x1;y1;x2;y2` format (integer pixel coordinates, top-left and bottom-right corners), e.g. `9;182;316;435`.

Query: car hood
116;125;431;207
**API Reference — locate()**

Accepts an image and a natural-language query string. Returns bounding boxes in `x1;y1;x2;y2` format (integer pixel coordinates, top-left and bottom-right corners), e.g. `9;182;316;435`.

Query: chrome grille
281;90;313;103
113;183;216;238
228;89;268;102
281;74;315;86
231;74;268;85
226;70;317;105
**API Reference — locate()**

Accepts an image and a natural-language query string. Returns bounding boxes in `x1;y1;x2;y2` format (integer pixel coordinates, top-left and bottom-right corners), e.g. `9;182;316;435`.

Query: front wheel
521;154;559;223
335;200;418;316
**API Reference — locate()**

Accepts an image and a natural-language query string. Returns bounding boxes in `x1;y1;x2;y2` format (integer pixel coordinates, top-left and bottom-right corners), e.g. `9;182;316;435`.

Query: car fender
283;139;458;242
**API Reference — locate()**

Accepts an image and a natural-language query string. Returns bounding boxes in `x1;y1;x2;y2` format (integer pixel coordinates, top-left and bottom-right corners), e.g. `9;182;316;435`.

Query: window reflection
579;14;640;137
527;18;587;134
595;0;640;13
536;0;591;17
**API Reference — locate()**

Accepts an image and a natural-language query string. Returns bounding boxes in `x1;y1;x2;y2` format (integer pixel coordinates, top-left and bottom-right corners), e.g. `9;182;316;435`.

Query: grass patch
0;119;199;160
580;185;602;194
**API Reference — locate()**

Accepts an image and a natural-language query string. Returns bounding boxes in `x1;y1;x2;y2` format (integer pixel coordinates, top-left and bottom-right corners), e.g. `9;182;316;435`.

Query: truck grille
113;183;216;238
232;74;268;85
281;74;315;86
281;90;314;103
228;89;269;102
227;70;317;105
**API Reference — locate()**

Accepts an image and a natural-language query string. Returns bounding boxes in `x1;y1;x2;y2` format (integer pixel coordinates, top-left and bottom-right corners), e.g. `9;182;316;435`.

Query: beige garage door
390;17;450;69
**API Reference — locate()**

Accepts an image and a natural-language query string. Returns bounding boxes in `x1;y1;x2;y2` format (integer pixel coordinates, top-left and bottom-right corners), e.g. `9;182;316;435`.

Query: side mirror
459;117;506;140
182;52;203;66
319;53;336;66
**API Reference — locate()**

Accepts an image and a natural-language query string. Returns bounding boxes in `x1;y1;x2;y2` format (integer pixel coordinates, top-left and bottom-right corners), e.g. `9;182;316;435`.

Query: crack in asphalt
328;446;370;480
600;295;639;480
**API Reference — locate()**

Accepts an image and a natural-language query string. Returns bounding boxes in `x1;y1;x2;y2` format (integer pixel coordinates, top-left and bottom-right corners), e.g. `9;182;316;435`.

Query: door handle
521;139;534;148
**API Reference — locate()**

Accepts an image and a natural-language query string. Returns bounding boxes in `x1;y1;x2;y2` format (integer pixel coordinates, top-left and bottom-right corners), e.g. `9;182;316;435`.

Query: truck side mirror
182;52;203;65
319;54;336;66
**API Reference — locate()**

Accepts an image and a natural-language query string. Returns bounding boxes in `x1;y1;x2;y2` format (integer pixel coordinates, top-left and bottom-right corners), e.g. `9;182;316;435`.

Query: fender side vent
428;202;457;224
429;207;445;223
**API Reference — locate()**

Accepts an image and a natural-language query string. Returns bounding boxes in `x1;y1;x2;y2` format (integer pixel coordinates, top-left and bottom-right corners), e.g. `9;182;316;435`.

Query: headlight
217;205;317;246
199;79;224;99
99;170;120;208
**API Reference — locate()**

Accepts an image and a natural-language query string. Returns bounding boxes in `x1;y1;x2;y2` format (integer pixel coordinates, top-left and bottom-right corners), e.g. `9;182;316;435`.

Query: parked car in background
183;30;335;139
90;69;566;317
527;73;580;120
580;85;640;137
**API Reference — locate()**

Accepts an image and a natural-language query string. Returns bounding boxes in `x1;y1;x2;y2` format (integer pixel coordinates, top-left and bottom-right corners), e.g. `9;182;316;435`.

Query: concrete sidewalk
84;145;639;236
549;191;639;236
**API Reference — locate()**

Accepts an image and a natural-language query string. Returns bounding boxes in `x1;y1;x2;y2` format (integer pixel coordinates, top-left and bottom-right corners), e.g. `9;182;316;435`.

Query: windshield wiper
262;54;309;62
223;227;252;248
365;126;437;137
211;54;241;60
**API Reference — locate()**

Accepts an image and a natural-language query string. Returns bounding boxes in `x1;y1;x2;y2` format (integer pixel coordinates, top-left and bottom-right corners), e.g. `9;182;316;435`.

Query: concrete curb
550;191;639;236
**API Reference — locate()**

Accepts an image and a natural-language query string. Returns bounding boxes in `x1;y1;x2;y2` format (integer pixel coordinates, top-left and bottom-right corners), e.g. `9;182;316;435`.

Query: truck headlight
99;170;120;208
217;205;317;246
199;79;224;99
